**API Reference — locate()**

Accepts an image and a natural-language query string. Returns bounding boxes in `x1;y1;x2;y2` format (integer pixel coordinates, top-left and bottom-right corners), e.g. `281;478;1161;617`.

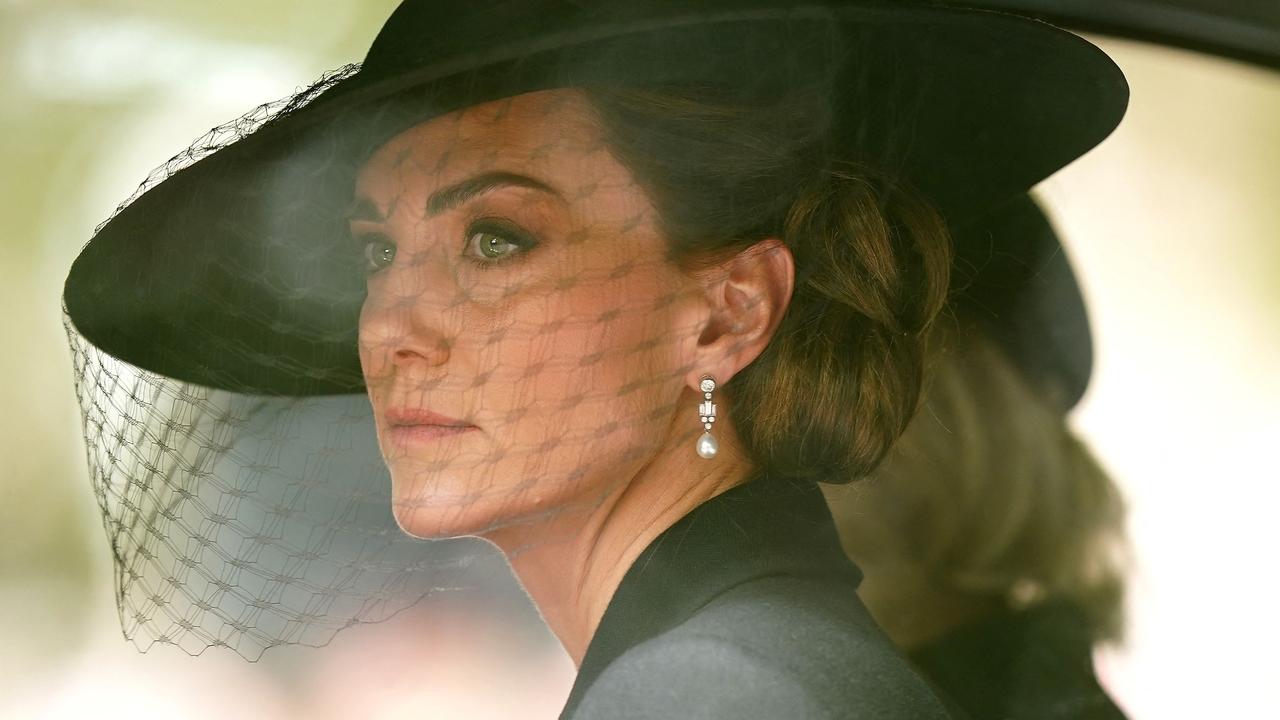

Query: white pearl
697;431;718;459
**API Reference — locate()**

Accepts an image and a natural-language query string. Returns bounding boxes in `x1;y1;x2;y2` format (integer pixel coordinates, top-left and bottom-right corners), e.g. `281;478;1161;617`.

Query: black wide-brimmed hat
63;0;1127;397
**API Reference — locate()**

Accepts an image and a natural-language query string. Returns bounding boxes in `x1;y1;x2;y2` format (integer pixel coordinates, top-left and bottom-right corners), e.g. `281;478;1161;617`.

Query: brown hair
583;81;952;483
824;317;1129;644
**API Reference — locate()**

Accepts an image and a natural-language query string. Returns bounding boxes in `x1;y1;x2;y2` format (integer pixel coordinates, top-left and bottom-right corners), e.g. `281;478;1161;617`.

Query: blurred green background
2;1;1277;718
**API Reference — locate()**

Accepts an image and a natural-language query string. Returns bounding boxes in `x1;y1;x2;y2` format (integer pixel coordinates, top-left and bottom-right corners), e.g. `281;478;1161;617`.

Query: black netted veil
63;65;486;659
61;1;1126;661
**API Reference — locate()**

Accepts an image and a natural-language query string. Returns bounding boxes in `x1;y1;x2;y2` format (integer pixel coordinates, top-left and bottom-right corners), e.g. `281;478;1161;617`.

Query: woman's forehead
355;88;611;207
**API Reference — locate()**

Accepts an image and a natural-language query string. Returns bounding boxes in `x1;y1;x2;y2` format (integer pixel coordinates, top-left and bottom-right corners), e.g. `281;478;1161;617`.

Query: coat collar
561;475;862;717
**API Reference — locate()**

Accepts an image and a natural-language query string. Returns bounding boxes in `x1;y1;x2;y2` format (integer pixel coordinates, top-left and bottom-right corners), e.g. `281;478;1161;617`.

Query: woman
824;195;1130;719
61;1;1128;717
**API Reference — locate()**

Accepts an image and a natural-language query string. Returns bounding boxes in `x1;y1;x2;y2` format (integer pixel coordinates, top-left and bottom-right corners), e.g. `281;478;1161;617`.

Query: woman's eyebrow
345;171;564;224
425;171;564;217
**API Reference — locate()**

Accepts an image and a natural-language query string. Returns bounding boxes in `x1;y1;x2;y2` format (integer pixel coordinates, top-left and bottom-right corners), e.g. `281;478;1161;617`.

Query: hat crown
365;0;629;73
362;0;830;74
366;0;552;71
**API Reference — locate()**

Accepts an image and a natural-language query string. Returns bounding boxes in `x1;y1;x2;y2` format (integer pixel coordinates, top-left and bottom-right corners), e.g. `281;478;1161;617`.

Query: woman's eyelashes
463;218;540;268
356;218;540;276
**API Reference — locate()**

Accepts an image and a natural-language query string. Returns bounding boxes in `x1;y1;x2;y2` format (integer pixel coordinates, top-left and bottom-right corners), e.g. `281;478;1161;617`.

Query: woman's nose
358;252;456;378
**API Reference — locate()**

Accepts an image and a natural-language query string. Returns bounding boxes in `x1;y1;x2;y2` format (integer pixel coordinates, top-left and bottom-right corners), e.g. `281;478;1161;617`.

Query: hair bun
733;164;952;483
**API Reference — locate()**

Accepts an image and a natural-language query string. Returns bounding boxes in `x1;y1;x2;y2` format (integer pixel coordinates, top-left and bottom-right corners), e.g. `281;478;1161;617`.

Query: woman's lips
386;407;470;427
384;408;477;445
387;424;477;444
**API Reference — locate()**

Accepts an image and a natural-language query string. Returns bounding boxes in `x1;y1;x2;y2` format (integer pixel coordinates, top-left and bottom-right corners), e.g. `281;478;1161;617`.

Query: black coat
911;600;1129;720
560;477;959;719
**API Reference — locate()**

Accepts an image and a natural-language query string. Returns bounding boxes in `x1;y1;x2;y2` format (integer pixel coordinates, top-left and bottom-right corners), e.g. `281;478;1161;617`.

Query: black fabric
950;193;1092;412
911;600;1128;720
560;476;957;719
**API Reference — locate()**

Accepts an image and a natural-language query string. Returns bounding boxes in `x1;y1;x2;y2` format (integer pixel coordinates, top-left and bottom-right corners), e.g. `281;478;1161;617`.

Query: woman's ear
688;238;795;387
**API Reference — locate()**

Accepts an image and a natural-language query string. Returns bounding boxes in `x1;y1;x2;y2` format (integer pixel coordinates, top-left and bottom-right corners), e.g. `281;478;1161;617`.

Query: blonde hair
825;316;1128;644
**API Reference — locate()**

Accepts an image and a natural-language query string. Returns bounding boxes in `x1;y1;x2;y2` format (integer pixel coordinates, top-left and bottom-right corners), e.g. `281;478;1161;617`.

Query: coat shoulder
570;576;956;720
572;630;831;720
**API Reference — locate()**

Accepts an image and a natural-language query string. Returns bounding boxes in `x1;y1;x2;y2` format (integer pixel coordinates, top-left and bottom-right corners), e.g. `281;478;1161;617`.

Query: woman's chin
387;469;527;540
387;467;595;543
390;496;496;539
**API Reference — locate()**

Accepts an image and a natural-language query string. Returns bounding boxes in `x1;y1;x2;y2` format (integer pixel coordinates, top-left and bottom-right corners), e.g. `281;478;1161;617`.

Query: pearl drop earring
697;375;718;459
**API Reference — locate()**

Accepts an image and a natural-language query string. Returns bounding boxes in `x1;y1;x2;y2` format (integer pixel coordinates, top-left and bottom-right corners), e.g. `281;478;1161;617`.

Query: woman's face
353;89;697;539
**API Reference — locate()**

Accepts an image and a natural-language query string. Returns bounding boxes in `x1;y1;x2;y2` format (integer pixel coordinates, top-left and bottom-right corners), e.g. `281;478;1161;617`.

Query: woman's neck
480;406;752;664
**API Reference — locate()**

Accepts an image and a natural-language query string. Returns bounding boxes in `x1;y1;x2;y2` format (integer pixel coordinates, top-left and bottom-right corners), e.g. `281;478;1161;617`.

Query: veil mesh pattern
106;63;360;226
64;64;480;660
61;29;823;659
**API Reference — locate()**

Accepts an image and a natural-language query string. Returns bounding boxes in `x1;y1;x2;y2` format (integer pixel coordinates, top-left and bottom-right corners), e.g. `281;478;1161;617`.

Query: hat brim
63;3;1127;396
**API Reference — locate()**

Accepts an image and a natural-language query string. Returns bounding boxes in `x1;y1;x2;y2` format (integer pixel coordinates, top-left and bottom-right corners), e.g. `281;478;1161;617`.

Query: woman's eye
466;221;537;264
361;236;397;274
